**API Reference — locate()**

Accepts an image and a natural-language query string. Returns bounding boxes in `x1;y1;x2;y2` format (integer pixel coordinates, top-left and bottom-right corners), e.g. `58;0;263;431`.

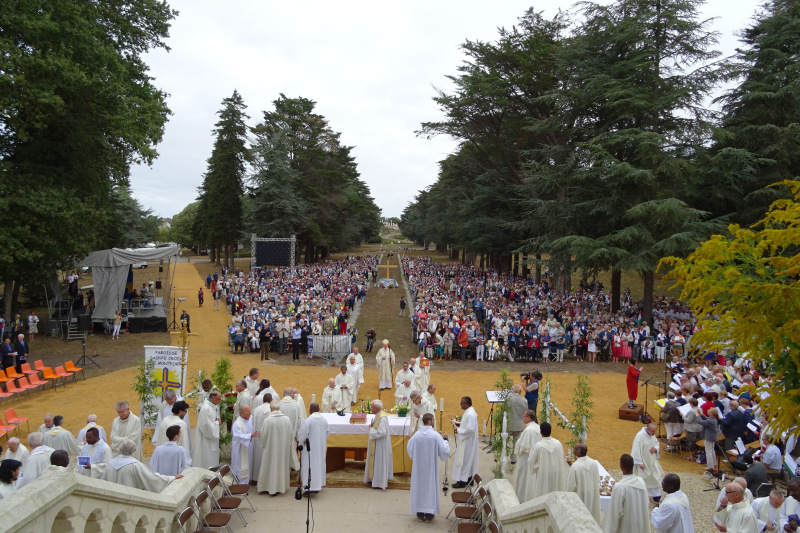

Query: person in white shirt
760;436;783;471
74;427;112;479
603;453;650;533
104;439;184;492
394;361;416;390
17;432;54;489
0;458;22;500
230;405;258;484
566;443;601;523
395;379;415;407
651;473;694;533
298;403;329;493
150;425;192;477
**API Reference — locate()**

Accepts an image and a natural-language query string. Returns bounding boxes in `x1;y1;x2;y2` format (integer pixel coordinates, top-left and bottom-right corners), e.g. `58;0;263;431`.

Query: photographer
522;371;542;417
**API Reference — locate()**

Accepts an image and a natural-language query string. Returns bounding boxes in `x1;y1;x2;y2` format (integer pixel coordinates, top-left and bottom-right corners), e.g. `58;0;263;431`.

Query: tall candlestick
482;420;487;436
502;413;507;434
311;393;316;404
440;397;444;411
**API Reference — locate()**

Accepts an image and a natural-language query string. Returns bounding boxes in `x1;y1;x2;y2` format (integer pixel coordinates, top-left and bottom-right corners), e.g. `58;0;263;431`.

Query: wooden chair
207;477;246;526
64;361;84;381
20;363;38;377
55;365;75;384
216;465;255;512
456;501;493;533
193;490;233;533
175;507;203;533
4;408;30;433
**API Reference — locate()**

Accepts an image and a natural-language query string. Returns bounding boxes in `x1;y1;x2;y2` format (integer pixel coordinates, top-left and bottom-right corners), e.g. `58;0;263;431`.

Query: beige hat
382;339;389;345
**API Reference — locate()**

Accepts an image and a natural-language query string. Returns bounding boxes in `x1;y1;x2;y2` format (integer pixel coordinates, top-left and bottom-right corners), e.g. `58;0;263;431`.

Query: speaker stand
76;332;101;369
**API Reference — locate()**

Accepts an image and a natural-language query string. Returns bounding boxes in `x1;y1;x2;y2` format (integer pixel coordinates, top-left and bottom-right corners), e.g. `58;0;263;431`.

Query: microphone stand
304;437;311;533
640;376;653;423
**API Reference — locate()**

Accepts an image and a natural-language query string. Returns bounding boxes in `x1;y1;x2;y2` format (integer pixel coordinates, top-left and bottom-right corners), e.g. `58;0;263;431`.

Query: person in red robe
626;359;642;408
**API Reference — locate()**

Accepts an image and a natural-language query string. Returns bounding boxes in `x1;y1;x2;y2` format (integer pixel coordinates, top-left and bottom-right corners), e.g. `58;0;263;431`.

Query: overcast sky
129;0;760;221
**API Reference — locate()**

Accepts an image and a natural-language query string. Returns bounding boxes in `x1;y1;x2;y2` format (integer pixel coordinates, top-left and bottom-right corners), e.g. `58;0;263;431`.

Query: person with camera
523;371;542;415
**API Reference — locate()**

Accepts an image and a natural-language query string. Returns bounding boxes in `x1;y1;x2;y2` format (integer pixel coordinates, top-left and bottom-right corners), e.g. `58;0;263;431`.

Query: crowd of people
213;256;378;359
402;256;696;365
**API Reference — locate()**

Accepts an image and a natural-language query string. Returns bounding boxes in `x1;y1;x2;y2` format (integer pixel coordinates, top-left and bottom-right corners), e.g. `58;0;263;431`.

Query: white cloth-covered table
319;413;413;436
597;460;614;514
321;413;413;473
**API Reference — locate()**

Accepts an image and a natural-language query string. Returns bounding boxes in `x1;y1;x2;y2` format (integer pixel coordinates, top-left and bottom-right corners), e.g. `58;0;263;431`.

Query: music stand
484;390;506;450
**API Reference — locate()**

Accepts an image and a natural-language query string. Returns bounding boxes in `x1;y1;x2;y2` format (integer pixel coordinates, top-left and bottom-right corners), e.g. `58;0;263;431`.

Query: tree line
399;0;800;326
175;91;382;270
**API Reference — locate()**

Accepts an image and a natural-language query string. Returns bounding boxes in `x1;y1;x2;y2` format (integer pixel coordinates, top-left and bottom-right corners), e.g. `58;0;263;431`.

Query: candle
482;420;487;436
502;413;507;434
439;397;444;411
311;393;316;404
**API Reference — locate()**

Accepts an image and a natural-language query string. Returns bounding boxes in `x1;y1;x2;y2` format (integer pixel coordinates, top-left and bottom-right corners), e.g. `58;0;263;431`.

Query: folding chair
447;473;482;518
175;507;203;533
20;363;38;377
755;482;775;498
207;477;247;526
64;361;84;381
216;465;256;512
193;490;233;533
55;365;75;384
450;486;488;532
456;501;493;533
4;380;25;398
42;366;65;389
4;408;30;433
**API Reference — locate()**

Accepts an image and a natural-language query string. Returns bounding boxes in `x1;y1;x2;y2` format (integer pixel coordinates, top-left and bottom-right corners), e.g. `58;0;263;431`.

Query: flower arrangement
392;400;411;417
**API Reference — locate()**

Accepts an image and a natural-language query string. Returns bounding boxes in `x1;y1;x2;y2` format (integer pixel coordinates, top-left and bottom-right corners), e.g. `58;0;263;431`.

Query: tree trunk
535;254;542;284
522;254;529;278
210;244;216;263
611;270;621;313
642;270;654;327
4;277;17;319
479;254;485;269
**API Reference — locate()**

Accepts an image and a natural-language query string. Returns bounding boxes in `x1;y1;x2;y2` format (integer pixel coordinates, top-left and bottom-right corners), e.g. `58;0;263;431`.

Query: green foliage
490;368;515;478
170;201;200;249
661;180;800;439
211;356;236;445
131;357;161;440
563;375;593;448
538;379;551;425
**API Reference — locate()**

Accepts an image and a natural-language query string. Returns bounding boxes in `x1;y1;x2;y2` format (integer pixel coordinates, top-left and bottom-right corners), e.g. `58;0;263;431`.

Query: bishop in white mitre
111;401;143;461
298;403;329;492
193;392;221;469
231;405;257;484
74;428;112;479
514;411;541;502
566;443;601;523
528;422;566;500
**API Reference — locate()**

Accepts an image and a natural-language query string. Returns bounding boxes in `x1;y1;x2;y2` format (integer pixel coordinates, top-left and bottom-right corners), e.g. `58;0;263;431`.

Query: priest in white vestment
451;396;479;488
514;410;541;502
365;400;393;490
150;425;192;476
631;423;665;501
415;354;431;393
17;432;54;489
410;390;435;433
395;362;417;390
566;443;601;523
376;340;395;390
750;491;785;532
155;400;191;454
528;422;567;500
74;428;112;479
111;401;143;461
76;415;107;444
349;348;365;387
257;402;296;495
650;473;694;533
250;392;274;483
231;405;258;485
193;391;222;469
38;413;54;434
233;379;253;419
43;416;81;456
298;403;329;493
395;379;415;408
293;389;307;422
245;368;261;396
152;390;180;445
423;384;437;410
714;482;758;533
780;479;800;530
103;439;183;492
280;389;305;444
603;453;650;533
322;379;343;413
2;438;30;468
716;477;755;509
408;413;450;521
335;366;355;407
346;355;362;402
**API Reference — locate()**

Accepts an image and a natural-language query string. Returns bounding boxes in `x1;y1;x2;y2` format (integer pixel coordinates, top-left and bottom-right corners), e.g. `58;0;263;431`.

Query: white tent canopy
79;247;179;321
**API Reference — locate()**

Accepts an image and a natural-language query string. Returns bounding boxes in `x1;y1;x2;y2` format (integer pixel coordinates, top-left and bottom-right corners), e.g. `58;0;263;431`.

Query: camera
520;370;542;382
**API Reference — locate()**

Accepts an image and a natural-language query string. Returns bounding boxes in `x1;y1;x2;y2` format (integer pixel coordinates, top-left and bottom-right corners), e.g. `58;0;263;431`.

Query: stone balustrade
0;466;216;533
485;479;603;533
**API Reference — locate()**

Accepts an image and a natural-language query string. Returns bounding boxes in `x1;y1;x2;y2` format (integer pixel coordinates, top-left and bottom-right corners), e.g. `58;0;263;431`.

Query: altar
320;413;413;474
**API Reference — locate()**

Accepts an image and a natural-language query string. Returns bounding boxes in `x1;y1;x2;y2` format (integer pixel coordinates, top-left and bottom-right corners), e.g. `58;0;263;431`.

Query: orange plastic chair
28;373;47;389
4;380;23;396
0;389;11;401
0;369;10;385
34;360;51;374
18;376;42;396
41;367;64;389
20;363;38;376
4;367;22;380
55;366;73;385
0;415;16;435
5;408;30;433
64;361;84;381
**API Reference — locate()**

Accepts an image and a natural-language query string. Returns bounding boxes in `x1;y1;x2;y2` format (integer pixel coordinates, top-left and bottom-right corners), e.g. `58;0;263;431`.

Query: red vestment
626;364;642;401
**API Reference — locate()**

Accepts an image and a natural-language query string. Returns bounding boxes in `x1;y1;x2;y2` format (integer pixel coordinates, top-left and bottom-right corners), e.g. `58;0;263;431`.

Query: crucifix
169;320;198;396
379;261;398;279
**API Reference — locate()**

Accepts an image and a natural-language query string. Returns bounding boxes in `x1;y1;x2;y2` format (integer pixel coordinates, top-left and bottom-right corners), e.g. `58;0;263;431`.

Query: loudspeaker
155;280;162;290
78;315;92;332
159;266;163;273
